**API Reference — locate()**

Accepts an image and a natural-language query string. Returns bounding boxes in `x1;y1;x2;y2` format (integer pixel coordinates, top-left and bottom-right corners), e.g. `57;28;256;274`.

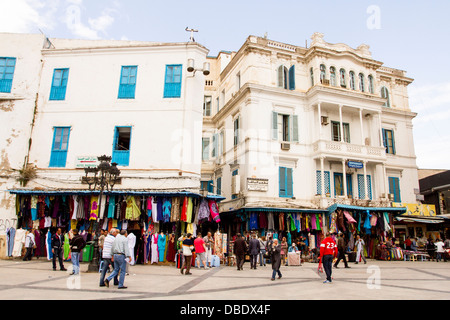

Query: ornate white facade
201;33;419;213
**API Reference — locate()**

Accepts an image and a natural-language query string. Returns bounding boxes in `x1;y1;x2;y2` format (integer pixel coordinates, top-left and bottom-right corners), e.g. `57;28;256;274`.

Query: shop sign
247;178;269;192
347;161;363;169
392;202;437;216
75;156;98;168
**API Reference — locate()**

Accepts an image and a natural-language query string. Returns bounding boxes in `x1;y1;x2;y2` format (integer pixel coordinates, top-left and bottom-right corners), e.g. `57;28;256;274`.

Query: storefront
6;189;225;265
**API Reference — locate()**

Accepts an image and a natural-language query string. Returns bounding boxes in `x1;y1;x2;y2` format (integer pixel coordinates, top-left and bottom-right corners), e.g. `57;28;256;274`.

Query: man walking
248;233;260;269
319;232;338;284
334;232;350;269
52;228;67;271
181;233;194;275
355;234;367;264
270;238;282;281
194;233;208;269
23;229;35;261
234;233;247;271
99;228;119;287
105;230;131;289
69;229;86;275
203;232;214;267
435;238;446;262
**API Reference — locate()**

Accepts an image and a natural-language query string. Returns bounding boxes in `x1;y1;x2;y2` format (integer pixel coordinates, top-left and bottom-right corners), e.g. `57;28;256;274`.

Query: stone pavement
0;258;449;301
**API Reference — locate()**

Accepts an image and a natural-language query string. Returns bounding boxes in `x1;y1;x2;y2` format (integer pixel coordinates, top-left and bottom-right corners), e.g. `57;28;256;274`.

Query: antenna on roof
38;28;55;49
185;27;198;42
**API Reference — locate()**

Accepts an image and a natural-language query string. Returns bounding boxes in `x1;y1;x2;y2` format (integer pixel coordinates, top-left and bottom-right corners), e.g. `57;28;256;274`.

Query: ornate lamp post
84;155;121;272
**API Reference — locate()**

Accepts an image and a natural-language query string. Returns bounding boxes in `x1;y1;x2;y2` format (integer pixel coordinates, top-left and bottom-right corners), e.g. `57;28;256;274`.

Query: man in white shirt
23;229;35;261
104;230;131;289
99;228;118;287
435;238;447;262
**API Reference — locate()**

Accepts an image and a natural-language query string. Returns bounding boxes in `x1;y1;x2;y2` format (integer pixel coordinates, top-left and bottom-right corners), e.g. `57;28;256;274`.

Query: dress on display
151;233;159;264
158;233;166;262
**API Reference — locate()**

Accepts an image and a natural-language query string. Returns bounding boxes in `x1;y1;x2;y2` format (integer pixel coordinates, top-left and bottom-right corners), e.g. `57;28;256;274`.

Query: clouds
0;0;119;40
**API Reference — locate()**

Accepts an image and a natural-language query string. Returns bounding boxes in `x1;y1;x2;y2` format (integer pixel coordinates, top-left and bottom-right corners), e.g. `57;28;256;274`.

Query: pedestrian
98;229;106;259
405;236;412;251
69;229;86;275
280;237;288;266
355;234;367;264
334;232;350;269
99;228;119;287
270;238;282;281
105;230;131;289
52;228;67;271
203;232;214;267
23;229;36;261
181;233;194;275
319;232;338;284
194;233;208;269
426;237;435;261
435;238;446;262
259;236;267;267
411;237;418;252
248;233;260;270
234;233;247;271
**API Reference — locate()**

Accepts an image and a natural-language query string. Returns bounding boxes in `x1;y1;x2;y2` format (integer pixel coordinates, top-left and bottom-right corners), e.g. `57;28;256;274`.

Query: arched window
349;71;356;90
330;67;336;86
368;75;374;94
359;73;365;92
339;69;346;87
381;86;390;108
310;67;315;87
278;65;295;90
320;64;326;83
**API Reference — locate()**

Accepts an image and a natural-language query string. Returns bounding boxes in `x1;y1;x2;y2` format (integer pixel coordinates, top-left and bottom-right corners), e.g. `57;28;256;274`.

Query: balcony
312;140;386;161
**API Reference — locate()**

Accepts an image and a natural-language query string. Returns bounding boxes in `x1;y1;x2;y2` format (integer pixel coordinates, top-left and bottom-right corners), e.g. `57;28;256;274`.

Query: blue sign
348;161;364;169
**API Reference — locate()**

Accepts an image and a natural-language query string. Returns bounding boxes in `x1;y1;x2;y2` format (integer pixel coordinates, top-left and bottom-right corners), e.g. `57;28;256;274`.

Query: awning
222;207;327;215
327;203;407;215
395;216;446;224
8;189;226;202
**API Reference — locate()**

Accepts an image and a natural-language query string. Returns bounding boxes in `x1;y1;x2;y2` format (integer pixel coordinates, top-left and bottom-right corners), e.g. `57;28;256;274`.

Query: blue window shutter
289;65;295;90
358;174;365;199
367;175;372;200
207;180;214;193
286;168;293;197
112;127;131;166
272;112;278;140
49;127;70;168
50;68;69;101
118;66;137;99
277;66;283;88
164;64;182;98
346;174;353;197
0;57;16;93
279;167;286;197
382;129;387;151
389;177;401;202
232;169;239;176
291;115;299;142
316;171;322;195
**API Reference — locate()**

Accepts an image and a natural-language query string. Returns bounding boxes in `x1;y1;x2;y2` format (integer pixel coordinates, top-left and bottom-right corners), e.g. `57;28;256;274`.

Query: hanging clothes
108;196;116;219
249;213;258;230
125;196;141;221
344;211;356;223
151;233;159;264
64;233;70;260
170;197;180;222
128;232;137;265
152;197;158;222
186;197;194;223
162;198;172;223
364;211;372;234
208;200;220;223
267;212;274;230
89;196;99;221
157;198;164;222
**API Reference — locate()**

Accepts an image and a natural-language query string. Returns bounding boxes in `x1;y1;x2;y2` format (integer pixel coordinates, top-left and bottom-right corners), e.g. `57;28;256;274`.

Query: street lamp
84;155;121;272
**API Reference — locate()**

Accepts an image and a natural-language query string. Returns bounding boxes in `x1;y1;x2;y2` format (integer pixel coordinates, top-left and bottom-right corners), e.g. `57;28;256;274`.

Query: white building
201;33;419;215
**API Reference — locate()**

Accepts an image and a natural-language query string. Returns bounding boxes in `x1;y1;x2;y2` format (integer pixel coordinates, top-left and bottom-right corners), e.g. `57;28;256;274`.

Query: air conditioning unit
321;79;330;85
388;194;395;201
281;143;291;151
232;175;241;195
365;138;371;146
321;116;329;126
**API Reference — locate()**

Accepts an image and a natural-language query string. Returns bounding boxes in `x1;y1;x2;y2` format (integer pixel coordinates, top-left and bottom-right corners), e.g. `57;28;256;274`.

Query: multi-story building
201;33;419;216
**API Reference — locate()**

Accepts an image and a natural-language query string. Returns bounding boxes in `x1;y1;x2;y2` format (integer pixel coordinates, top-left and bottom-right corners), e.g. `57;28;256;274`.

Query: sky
1;0;450;170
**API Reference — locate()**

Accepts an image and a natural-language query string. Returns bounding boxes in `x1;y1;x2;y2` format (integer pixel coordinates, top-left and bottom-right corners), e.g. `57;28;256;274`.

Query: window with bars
331;121;350;143
316;170;331;195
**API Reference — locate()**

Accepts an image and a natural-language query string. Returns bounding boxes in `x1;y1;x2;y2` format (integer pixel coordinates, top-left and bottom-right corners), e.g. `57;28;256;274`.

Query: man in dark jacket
69;229;86;275
270;238;282;281
334;232;350;269
234;233;247;271
51;228;67;271
248;233;261;270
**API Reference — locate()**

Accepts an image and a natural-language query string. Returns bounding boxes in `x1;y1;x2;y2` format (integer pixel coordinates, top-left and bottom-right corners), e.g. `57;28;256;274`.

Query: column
378;111;384;148
318;103;322;140
339;104;344;142
360;108;365;145
383;163;389;200
320;157;325;197
342;159;347;198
